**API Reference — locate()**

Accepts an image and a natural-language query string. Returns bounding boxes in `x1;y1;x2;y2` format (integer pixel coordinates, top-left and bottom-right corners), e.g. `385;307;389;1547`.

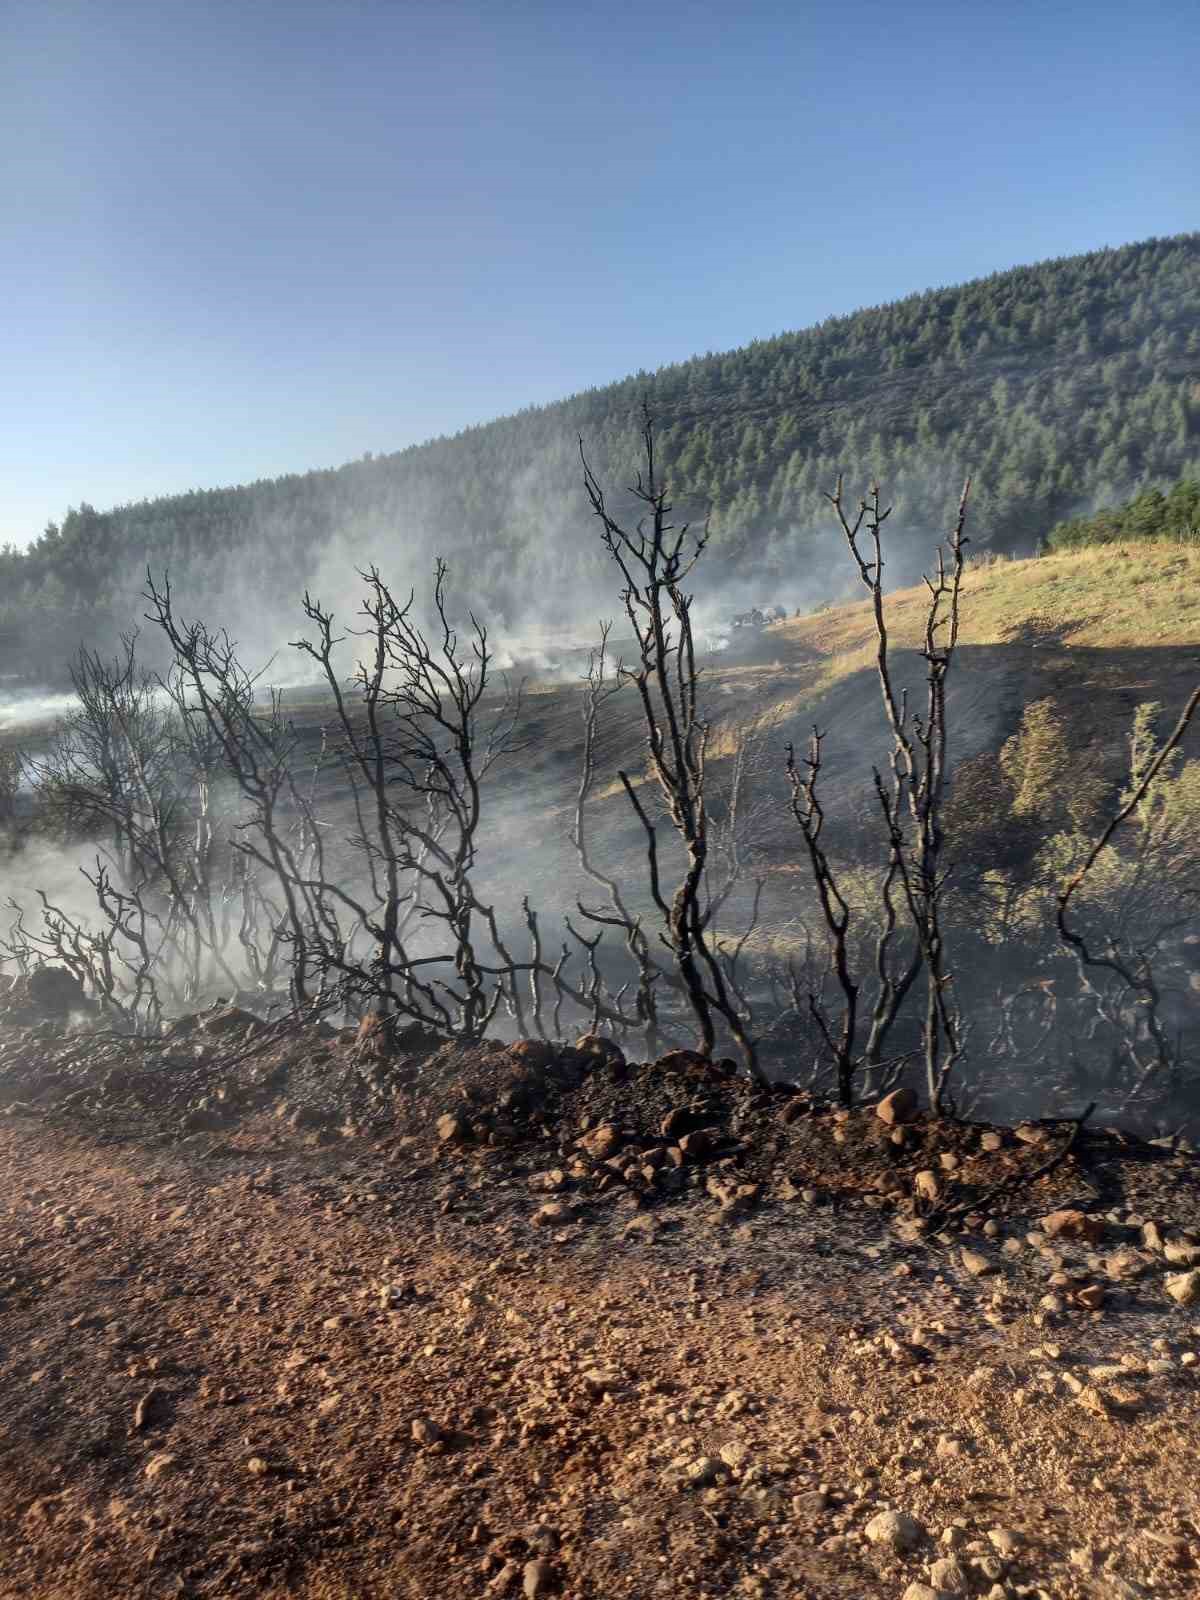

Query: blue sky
1;0;1196;545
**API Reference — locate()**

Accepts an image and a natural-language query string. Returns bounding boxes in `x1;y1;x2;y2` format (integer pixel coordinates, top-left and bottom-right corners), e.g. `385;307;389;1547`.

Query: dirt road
2;1114;1198;1599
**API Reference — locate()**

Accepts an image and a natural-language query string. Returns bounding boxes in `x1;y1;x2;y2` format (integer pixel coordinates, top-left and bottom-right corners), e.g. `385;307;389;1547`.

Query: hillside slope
2;233;1198;683
458;541;1200;914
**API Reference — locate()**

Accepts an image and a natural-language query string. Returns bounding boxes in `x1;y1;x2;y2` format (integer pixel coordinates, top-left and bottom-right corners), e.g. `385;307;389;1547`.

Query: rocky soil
2;996;1200;1598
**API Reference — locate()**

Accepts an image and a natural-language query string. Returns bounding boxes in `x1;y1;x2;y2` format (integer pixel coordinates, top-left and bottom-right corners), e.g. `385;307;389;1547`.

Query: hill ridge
2;232;1198;683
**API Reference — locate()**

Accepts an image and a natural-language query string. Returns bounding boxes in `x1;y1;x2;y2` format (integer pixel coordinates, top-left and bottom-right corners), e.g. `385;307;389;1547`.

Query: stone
915;1170;941;1202
246;1456;270;1475
577;1124;621;1160
411;1415;444;1445
144;1452;177;1480
532;1201;576;1227
678;1128;718;1161
1165;1269;1200;1307
792;1489;829;1516
1142;1220;1165;1251
929;1556;970;1593
660;1106;698;1139
939;1152;960;1172
987;1527;1022;1556
901;1587;942;1600
876;1088;918;1126
133;1387;166;1432
1041;1209;1105;1243
436;1113;468;1145
685;1455;726;1486
1164;1240;1200;1268
1104;1249;1151;1281
1075;1284;1106;1310
979;1131;1004;1152
573;1033;624;1066
864;1508;925;1552
961;1248;996;1277
1076;1387;1110;1416
581;1367;621;1398
523;1557;554;1598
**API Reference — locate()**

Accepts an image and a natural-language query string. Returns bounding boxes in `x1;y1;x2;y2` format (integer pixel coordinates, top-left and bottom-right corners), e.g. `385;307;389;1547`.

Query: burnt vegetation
3;418;1200;1139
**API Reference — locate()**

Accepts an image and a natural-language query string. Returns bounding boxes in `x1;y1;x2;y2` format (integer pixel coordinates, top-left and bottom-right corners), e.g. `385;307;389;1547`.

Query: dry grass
776;541;1200;670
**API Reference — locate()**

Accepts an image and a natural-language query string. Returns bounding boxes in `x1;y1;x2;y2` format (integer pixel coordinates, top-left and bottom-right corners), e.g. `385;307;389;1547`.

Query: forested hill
3;233;1199;681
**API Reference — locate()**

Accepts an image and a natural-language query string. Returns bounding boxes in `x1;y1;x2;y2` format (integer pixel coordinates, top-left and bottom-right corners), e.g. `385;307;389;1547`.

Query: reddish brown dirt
2;1024;1200;1598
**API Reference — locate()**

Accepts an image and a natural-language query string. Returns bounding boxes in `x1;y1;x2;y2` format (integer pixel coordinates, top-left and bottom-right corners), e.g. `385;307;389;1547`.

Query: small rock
411;1415;444;1445
987;1527;1022;1556
901;1586;941;1600
523;1557;554;1598
961;1248;996;1277
246;1456;270;1476
581;1367;621;1397
915;1170;941;1202
1165;1269;1200;1306
864;1508;925;1552
678;1128;717;1161
578;1124;621;1160
929;1556;970;1593
685;1455;726;1487
876;1088;918;1126
532;1201;576;1227
574;1032;624;1065
972;1555;1005;1581
792;1489;829;1516
144;1452;177;1481
436;1113;468;1145
1041;1209;1105;1243
1075;1283;1106;1311
1076;1387;1110;1416
1164;1240;1200;1268
1104;1249;1150;1282
133;1387;166;1432
979;1130;1004;1152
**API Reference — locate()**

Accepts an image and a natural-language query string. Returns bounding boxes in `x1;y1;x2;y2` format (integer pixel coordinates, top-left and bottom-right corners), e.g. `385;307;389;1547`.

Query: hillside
2;233;1199;684
458;540;1200;903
